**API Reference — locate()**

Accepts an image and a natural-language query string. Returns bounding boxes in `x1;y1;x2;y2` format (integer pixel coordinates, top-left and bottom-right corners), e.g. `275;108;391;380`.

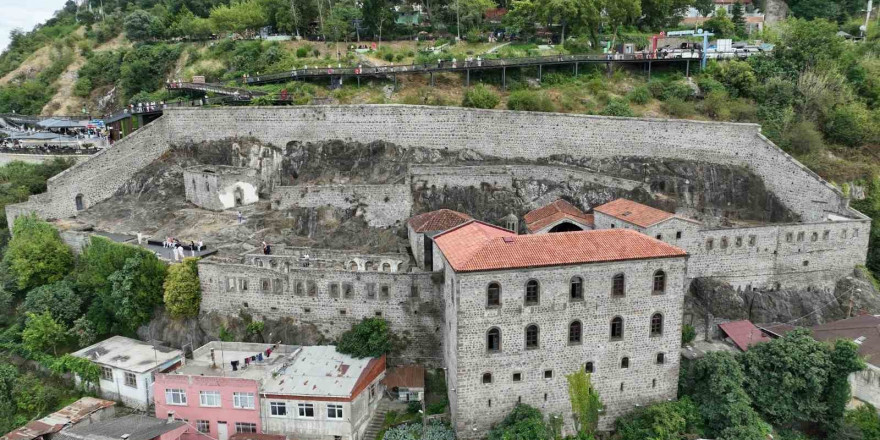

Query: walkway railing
166;81;267;97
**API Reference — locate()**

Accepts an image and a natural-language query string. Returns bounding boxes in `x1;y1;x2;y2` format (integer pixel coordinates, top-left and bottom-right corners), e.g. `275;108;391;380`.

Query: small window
569;321;582;344
735;236;742;247
786;232;793;242
488;399;492;407
380;285;390;299
706;237;714;250
620;383;624;392
343;283;354;298
196;420;210;433
307;281;317;296
235;423;257;434
482;373;492;384
239;279;248;291
329;283;339;297
366;283;376;299
823;230;830;240
303;307;311;313
656;353;665;364
621;357;630;368
544;370;553;379
570;277;583;300
365;261;374;271
721;237;729;249
612;274;625;296
487;282;501;307
295;281;304;296
611;223;615;228
610;316;624;340
656;234;662;240
381;262;391;272
375;311;383;317
327;404;343;419
749;235;756;246
843;229;848;239
261;278;270;291
855;229;860;237
653;270;666;294
811;232;818;242
270;401;287;416
124;372;137;388
349;261;358;271
101;366;112;381
525;280;540;305
675;231;682;239
797;231;804;242
512;372;522;382
487;328;501;352
803;260;809;267
585;362;594;373
410;285;419;298
651;313;664;336
339;309;347;315
256;260;263;268
525;324;539;349
298;403;315;418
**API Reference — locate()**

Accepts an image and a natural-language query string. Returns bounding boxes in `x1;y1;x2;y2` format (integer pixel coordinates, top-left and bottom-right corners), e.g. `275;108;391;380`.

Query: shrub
462;84;500;109
626;86;651;105
601;99;634;117
682;324;696;345
395;54;404;62
23;281;82;325
701;90;732;120
663;98;695;118
615;397;703;440
507;90;554;112
845;404;880;440
785;120;825;155
3;215;74;291
337;317;393;358
697;76;726;95
825;103;874;148
586;77;605;94
728;98;757;121
542;72;571;86
163;257;202;318
383;52;394;62
295;47;309;58
564;37;592;53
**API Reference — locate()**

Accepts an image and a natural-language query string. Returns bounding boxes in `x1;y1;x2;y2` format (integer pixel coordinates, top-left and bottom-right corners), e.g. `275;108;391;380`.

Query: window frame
487;282;501;307
165;388;187;406
656;352;666;365
585;362;594;373
298;403;315;418
525;324;539;350
234;423;257;434
650;313;664;337
568;320;583;345
524;280;540;306
123;372;137;388
195;420;210;433
487;327;501;352
652;270;666;294
621;357;630;369
101;366;113;381
611;273;625;297
232;392;255;409
199;390;221;408
610;316;624;340
270;401;288;417
482;372;492;384
327;404;343;419
569;276;584;301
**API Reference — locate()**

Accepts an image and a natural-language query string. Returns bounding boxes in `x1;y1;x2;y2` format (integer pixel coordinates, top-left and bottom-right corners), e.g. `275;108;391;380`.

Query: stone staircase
363;399;391;440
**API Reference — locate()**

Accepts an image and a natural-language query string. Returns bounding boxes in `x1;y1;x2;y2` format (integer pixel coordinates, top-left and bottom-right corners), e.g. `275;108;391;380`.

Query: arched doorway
548;221;583;233
233;186;244;207
75;194;85;211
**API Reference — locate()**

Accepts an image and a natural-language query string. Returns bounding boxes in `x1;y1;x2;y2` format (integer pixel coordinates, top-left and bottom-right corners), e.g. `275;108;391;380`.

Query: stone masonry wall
271;184;412;228
410;165;644;193
447;256;688;437
198;260;443;364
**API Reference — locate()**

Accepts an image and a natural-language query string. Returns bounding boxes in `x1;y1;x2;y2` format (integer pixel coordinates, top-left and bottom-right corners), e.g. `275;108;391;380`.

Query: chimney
167;412;175;424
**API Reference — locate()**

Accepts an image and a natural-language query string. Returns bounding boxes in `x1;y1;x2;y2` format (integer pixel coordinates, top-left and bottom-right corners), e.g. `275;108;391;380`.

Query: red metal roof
382;365;426;389
2;398;115;440
718;320;771;351
434;222;686;272
593;199;675;228
524;199;594;233
408;209;472;233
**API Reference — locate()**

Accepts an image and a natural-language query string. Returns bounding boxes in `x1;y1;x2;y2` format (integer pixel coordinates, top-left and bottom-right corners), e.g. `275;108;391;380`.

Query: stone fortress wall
270;183;413;228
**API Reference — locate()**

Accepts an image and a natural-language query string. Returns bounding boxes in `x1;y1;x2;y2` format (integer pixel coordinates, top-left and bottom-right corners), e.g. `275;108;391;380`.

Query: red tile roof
524;199;595;233
593;199;675;228
408;209;472;233
718;320;771;351
434;222;686;272
382;365;426;389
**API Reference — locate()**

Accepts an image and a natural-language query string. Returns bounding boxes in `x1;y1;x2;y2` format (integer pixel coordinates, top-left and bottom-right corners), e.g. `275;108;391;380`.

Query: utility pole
456;0;461;41
421;392;427;436
864;0;874;37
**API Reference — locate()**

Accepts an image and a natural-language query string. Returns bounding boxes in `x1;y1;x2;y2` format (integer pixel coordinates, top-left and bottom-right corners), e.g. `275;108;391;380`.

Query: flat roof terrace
169;341;301;380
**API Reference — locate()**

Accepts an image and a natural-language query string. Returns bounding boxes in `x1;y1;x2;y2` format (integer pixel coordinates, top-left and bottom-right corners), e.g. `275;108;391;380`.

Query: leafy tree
124;10;161;41
638;0;692;29
0;364;19;434
106;252;167;334
824;339;867;434
3;215;74;292
323;0;361;42
163;257;201;318
566;369;602;435
693;0;714;16
210;0;268;36
337;317;393;358
362;0;394;41
824;102;874;148
487;404;551;440
68;316;97;348
23;281;82;325
771;18;846;79
845;404;880;440
704;8;736;39
462;84;500;109
705;59;756;98
615;397;703;440
457;0;495;33
13;373;61;417
118;43;182;100
22;312;66;355
731;2;746;36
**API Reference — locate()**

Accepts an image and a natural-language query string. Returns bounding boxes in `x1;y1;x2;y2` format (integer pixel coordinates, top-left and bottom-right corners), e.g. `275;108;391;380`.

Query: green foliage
845;404;880;440
615;396;703;440
383;420;456;440
0;159;72;231
784;120;825;155
507;90;555;112
23;281;82;325
647;80;694;102
246;321;265;335
3;215;74;292
119;43;182;101
704;8;736;38
337;317;393;358
67;316;96;348
12;373;61;416
124;10;162;42
601;99;634;117
705;60;757;98
219;325;234;341
163;257;202;318
209;0;269;36
296;47;310;58
462;84;500;109
681;324;696;345
22;312;66;355
626;86;650;105
825;103;875;147
487;404;551;440
566;370;601;435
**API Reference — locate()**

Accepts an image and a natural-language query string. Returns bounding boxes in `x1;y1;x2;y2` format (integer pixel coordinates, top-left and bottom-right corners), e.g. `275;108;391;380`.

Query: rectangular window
233;392;255;409
380;285;390;299
797;231;804;242
239;279;248;291
124;372;137;388
199;391;221;407
706;238;714;250
366;283;376;299
735;236;742;247
749;235;757;246
270;401;287;416
786;232;793;242
330;283;340;298
343;283;354;299
234;423;257;434
544;370;553;379
675;231;682;239
298;403;315;418
101;366;113;381
823;230;830;240
165;389;187;405
512;372;522;382
196;421;210;433
274;279;283;294
261;278;270;291
410;285;419;298
327;404;343;419
227;278;236;292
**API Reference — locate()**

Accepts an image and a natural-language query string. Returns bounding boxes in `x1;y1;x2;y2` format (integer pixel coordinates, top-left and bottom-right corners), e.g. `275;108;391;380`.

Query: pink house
155;342;297;440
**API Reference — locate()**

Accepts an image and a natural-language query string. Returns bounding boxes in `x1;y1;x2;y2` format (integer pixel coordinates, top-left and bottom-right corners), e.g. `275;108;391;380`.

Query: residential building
2;398;116;440
72;336;183;411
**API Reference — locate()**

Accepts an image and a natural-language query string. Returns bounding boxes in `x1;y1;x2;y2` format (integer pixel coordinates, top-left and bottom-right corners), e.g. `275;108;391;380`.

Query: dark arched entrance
548;222;583;233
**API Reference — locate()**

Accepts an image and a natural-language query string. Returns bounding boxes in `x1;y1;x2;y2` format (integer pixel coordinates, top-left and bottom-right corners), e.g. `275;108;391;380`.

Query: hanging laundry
250;355;256;361
266;348;272;357
231;360;239;371
257;353;264;361
244;357;250;365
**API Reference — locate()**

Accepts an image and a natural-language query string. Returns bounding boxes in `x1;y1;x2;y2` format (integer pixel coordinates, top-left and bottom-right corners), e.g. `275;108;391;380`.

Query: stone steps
363;399;391;440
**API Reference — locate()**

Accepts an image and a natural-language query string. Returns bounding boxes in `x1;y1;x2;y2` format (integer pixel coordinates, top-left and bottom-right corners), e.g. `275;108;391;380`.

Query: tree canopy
3;215;74;292
163;257;201;318
336;317;394;358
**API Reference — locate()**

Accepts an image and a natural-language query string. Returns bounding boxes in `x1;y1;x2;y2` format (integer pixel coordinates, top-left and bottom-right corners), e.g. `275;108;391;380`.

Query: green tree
13;373;61;417
615;397;703;440
22;312;66;355
845;404;880;440
362;0;394;40
163;257;202;318
0;364;18;434
771;18;846;79
3;215;74;291
703;8;735;39
693;0;714;16
68;316;97;348
106;252;167;334
462;84;500;109
566;369;602;435
337;318;393;358
731;2;746;36
23;281;82;325
323;0;361;42
123;10;161;41
210;0;269;36
638;0;692;29
487;404;551;440
824;339;867;434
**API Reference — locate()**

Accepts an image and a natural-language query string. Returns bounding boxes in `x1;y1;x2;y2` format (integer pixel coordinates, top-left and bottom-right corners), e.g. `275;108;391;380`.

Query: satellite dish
697;28;704;34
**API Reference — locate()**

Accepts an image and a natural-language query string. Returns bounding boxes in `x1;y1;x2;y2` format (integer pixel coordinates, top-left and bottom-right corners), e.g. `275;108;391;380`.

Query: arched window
610;316;624;340
651;313;663;336
349;261;358;271
653;270;666;294
656;353;665;364
621;357;629;368
487;283;501;307
487;328;501;352
569;321;582;344
482;373;492;384
525;280;540;305
381;262;391;272
612;274;625;296
570;277;583;300
365;261;374;271
525;325;539;349
256;259;264;267
585;362;594;373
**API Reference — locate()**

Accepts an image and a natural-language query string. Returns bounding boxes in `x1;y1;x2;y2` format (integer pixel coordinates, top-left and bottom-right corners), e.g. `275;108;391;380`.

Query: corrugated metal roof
718;320;771;351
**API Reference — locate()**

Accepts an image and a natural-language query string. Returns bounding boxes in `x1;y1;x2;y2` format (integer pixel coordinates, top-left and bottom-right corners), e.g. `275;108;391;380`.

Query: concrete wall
852;363;880;408
447;256;688;437
93;367;153;411
271;184;412;228
410;164;644;193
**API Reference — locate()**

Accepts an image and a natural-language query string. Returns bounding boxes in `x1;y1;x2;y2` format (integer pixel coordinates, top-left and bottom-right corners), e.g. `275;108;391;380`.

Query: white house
72;336;183;411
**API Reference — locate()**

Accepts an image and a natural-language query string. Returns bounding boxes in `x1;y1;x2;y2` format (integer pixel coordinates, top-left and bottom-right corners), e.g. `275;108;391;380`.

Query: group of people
163;237;204;261
0;140;101;154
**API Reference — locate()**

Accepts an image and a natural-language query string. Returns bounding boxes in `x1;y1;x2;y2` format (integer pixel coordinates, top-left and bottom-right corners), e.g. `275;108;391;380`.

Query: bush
507;90;554;112
785;120;825;155
564;37;592;53
615;397;703;440
383;52;394;62
845;404;880;440
697;76;726;94
163;257;201;318
701;90;732;120
682;324;696;346
23;281;82;325
663;97;695;118
295;46;309;58
337;318;394;358
586;77;605;94
601;99;634;117
825;103;874;148
627;86;651;105
462;84;500;109
3;215;74;291
488;405;550;440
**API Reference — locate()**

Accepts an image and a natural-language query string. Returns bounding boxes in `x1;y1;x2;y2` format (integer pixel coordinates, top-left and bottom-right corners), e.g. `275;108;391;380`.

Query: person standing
237;211;244;224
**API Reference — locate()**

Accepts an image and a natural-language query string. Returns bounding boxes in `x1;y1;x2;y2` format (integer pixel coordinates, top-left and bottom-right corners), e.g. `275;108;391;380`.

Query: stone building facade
184;165;261;211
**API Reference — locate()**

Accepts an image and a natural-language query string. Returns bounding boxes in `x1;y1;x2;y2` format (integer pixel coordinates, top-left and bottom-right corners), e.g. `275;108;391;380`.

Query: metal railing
166;81;267;97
